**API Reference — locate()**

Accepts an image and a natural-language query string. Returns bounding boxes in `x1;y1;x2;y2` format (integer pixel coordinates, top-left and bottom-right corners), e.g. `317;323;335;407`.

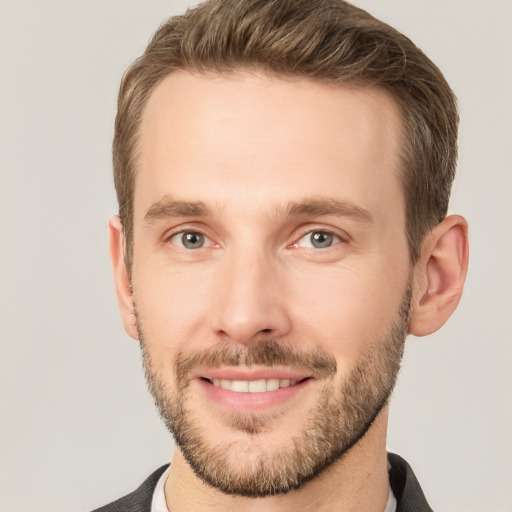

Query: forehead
135;70;404;224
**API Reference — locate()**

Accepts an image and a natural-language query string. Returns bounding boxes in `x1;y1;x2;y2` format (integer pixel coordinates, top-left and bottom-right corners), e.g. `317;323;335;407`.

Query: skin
110;71;469;512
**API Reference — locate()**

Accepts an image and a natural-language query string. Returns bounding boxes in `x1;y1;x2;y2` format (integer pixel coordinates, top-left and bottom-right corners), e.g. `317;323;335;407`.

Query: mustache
174;339;337;384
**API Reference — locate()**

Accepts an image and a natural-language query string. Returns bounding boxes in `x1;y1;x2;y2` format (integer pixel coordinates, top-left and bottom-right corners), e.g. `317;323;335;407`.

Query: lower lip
196;378;313;411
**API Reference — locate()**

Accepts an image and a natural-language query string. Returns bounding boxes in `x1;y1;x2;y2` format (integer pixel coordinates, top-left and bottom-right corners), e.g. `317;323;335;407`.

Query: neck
165;408;391;512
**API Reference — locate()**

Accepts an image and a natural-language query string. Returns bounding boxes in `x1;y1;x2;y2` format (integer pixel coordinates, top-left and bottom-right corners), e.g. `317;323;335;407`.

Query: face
129;71;412;496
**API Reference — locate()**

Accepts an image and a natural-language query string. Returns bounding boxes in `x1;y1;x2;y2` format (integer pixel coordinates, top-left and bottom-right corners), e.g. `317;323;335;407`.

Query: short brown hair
113;0;458;269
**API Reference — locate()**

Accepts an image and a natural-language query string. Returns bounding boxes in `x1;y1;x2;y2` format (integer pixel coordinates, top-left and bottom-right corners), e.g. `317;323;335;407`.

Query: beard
137;286;411;497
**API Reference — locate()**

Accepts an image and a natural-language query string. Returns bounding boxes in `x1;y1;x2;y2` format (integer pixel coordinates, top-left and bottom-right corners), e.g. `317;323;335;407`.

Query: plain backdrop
1;1;511;511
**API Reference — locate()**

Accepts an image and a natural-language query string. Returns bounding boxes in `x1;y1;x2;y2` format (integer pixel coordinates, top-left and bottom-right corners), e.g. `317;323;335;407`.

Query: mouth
195;369;315;411
200;376;311;393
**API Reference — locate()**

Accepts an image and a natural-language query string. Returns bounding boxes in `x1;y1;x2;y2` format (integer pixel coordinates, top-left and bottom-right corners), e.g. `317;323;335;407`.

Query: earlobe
409;215;469;337
108;216;139;340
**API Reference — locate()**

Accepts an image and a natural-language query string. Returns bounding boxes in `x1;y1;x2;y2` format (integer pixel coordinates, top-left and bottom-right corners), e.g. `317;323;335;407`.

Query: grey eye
182;232;204;249
170;231;207;249
310;232;333;248
297;231;339;249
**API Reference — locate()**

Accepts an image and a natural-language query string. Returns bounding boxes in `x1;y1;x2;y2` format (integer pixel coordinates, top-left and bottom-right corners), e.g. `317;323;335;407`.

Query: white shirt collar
150;466;397;512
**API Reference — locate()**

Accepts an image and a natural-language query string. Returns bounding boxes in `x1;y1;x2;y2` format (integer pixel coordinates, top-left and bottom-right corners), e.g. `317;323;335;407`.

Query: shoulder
388;453;434;512
90;464;170;512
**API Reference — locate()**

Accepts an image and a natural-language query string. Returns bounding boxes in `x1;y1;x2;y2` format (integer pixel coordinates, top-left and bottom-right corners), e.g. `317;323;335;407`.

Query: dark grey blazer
91;453;433;512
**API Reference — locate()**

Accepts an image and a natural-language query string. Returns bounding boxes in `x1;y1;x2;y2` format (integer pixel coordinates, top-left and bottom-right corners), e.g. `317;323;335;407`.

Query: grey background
0;1;511;511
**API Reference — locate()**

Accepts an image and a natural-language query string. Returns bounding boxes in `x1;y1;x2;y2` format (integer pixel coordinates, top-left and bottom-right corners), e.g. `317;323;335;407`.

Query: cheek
132;263;214;353
287;261;408;366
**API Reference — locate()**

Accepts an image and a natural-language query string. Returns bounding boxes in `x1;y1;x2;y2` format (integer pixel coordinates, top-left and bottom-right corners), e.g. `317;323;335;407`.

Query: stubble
137;286;411;497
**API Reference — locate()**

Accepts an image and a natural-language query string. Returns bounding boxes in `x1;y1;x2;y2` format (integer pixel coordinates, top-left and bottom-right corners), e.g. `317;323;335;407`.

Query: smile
203;377;308;393
196;369;314;410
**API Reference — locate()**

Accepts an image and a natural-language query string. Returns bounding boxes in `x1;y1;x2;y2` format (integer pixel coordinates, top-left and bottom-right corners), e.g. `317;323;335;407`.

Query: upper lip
195;367;313;382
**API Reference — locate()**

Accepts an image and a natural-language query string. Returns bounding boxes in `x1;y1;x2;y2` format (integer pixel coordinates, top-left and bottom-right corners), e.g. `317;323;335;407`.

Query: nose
209;247;292;345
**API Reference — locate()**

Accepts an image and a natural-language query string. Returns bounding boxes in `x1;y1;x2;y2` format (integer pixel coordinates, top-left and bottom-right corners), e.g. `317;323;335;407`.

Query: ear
409;215;469;337
108;216;139;340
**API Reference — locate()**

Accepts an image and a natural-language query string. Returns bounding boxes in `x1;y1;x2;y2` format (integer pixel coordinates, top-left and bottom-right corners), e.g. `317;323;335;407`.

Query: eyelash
293;230;344;249
167;230;215;250
166;227;347;251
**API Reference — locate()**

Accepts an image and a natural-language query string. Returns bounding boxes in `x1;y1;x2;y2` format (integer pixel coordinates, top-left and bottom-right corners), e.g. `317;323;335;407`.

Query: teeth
220;379;232;390
248;380;266;393
266;378;280;391
210;378;303;393
231;380;249;392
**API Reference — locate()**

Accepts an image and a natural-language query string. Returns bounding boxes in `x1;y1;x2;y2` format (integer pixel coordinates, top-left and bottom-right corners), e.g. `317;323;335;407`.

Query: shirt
150;466;397;512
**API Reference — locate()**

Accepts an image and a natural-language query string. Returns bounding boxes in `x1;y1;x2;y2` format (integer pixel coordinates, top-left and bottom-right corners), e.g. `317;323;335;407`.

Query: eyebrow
144;195;373;223
145;197;210;222
283;197;373;223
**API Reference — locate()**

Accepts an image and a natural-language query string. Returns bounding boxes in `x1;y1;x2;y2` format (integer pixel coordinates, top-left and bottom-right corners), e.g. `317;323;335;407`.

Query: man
94;0;468;510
